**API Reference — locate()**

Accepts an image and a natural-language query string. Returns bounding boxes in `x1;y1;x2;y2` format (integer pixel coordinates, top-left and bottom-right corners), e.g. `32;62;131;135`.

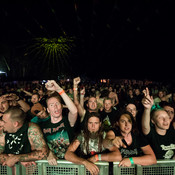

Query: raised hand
73;77;81;86
45;80;62;93
142;87;154;109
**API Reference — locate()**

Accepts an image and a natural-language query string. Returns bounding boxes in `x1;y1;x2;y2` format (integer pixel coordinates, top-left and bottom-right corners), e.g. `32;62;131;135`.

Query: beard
89;131;99;139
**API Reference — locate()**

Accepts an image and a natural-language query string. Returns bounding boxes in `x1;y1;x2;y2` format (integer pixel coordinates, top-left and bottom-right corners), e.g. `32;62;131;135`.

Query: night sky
0;0;175;82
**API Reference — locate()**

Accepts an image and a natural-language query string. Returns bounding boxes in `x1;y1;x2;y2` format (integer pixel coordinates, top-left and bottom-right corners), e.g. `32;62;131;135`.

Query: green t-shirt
39;115;74;159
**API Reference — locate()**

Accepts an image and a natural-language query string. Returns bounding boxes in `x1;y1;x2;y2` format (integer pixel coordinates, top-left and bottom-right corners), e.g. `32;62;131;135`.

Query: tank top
4;122;31;154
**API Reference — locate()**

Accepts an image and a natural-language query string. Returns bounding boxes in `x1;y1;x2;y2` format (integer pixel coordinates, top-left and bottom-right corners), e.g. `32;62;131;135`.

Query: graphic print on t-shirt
6;133;24;154
47;129;70;158
161;144;175;159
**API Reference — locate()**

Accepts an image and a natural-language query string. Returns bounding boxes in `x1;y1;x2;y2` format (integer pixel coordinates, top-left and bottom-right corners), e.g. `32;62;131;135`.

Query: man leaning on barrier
38;80;78;165
103;110;156;167
65;112;122;175
0;106;48;167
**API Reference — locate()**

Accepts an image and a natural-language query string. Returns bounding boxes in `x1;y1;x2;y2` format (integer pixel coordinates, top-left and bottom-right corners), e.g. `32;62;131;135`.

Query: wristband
95;154;99;161
98;154;101;161
58;90;65;95
129;157;134;164
73;88;78;91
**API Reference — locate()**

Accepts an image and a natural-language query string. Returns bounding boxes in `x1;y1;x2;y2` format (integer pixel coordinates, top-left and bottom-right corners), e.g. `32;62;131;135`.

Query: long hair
82;112;104;154
113;109;139;134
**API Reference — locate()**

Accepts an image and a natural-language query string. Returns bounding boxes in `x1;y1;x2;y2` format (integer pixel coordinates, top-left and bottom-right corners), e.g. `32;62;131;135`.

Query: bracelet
129;157;134;164
73;88;78;91
58;90;65;95
95;154;99;161
98;154;101;161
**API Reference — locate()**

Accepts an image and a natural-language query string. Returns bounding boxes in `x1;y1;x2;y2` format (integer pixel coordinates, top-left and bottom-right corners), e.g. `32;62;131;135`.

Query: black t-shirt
39;114;74;159
4;122;31;154
99;108;118;131
111;128;149;158
146;126;175;159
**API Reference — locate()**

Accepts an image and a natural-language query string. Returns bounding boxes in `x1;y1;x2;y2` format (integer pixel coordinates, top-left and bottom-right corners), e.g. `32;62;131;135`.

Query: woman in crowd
103;110;156;167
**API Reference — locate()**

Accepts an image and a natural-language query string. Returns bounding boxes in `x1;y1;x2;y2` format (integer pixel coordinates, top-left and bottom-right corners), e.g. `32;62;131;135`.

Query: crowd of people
0;78;175;175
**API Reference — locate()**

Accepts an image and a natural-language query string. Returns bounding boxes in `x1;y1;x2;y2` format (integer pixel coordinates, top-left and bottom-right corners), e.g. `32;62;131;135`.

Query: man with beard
38;80;78;165
0;106;48;167
65;112;121;175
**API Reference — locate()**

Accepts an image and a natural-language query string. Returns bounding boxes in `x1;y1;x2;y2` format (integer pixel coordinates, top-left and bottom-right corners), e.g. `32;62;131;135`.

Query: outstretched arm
0;132;8;164
20;88;32;97
4;93;30;113
119;145;156;167
73;77;86;120
65;139;99;175
2;122;48;167
103;130;126;149
88;146;122;163
141;88;154;135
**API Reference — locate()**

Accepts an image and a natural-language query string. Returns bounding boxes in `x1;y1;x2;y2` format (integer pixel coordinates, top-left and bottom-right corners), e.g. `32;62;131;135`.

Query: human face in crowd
108;86;113;92
151;110;170;131
1;113;16;133
31;94;39;104
38;90;44;97
36;108;48;119
88;116;101;133
135;89;140;96
126;104;137;119
0;96;9;113
128;89;133;96
47;97;62;119
163;106;174;122
104;99;113;112
158;91;164;98
117;114;132;135
87;97;97;112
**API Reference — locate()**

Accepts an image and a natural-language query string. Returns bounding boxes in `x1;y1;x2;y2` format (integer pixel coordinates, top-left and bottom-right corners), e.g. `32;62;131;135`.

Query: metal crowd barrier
113;159;175;175
1;159;175;175
0;160;108;175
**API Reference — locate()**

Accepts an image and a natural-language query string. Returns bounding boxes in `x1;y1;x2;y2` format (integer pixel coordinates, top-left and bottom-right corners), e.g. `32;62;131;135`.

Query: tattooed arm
20;122;49;161
2;122;48;167
0;132;9;164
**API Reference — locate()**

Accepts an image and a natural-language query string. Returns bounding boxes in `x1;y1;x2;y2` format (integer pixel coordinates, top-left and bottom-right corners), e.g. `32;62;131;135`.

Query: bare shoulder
28;122;41;130
27;122;46;150
28;122;43;136
109;92;117;98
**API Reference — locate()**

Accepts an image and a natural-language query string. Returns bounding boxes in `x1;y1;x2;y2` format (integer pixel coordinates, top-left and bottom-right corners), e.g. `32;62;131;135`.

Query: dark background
0;0;175;82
